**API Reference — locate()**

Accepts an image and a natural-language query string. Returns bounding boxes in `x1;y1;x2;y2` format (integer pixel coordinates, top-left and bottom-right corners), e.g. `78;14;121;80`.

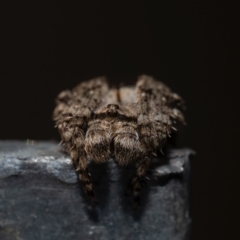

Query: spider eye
107;104;119;109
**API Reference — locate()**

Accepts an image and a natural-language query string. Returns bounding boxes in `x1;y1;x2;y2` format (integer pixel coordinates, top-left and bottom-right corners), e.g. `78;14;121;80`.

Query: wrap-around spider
53;75;185;204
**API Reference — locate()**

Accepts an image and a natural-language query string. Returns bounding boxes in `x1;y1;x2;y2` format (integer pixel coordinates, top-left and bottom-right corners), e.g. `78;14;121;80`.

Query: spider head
106;104;119;115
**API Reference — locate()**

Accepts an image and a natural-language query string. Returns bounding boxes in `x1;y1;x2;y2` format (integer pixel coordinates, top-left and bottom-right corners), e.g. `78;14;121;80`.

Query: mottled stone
0;141;194;240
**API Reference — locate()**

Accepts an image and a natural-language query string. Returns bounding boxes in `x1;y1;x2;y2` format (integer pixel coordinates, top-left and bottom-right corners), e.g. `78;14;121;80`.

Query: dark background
2;1;239;239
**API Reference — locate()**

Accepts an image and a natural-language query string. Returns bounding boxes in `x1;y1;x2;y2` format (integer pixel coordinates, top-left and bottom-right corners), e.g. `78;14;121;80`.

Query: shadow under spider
77;151;182;222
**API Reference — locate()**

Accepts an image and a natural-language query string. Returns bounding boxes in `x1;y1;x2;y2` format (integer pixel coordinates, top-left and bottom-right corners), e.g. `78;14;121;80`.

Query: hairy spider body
53;75;185;204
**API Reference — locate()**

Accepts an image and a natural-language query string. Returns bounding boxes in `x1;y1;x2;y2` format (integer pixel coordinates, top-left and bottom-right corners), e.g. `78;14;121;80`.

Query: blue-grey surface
0;141;194;240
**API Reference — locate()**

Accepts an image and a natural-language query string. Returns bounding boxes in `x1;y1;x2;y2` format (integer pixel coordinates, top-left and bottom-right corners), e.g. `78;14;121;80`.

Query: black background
2;1;239;239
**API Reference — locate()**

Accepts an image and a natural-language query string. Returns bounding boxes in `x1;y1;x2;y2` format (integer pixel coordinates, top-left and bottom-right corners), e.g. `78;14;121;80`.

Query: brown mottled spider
53;75;185;204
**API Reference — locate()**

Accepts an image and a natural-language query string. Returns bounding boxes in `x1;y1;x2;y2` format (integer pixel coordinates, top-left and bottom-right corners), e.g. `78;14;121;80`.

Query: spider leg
132;75;175;204
129;156;151;206
73;126;97;202
132;75;186;205
75;152;96;202
54;77;109;202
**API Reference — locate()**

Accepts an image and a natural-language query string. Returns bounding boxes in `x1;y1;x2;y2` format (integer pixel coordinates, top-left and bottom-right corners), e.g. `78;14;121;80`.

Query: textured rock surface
0;141;194;240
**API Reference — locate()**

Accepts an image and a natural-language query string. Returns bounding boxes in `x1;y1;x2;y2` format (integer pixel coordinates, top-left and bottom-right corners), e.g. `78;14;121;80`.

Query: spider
53;75;185;204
